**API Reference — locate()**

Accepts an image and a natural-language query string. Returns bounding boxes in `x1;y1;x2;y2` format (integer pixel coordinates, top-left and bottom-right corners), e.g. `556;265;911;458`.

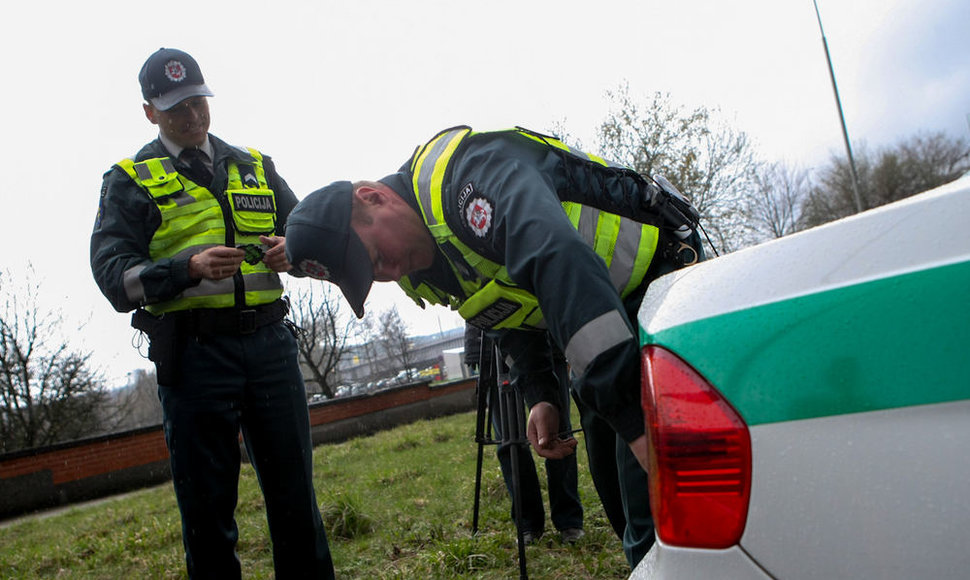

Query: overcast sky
2;0;968;385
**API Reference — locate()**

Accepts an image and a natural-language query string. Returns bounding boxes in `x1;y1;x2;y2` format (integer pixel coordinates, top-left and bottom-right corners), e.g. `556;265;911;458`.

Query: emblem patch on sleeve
465;197;493;238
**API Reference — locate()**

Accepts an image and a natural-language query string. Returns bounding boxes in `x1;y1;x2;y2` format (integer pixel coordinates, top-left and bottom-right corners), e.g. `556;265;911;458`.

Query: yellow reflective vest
117;148;283;314
399;127;659;331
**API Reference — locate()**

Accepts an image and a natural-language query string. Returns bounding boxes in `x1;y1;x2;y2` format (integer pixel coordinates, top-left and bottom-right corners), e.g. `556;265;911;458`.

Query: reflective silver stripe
137;272;279;309
243;271;282;292
414;128;466;226
564;310;634;375
577;206;598;245
563;142;623;169
573;208;641;295
169;191;195;207
123;263;149;304
605;158;625;169
133;158;176;182
610;219;642;292
134;163;154;181
172;245;219;260
180;278;234;298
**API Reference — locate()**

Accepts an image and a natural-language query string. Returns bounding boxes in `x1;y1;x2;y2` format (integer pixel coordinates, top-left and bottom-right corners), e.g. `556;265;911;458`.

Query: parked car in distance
632;174;970;579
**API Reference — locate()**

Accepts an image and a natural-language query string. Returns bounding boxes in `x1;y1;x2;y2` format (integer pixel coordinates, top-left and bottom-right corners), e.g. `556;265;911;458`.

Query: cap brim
284;180;374;319
151;83;214;111
338;231;374;318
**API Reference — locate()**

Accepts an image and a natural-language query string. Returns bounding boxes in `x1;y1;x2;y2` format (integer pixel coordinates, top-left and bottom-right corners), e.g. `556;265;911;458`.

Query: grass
0;410;631;579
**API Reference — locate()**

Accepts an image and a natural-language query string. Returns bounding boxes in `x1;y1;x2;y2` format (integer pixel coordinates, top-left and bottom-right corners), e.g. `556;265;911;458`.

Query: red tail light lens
641;345;751;548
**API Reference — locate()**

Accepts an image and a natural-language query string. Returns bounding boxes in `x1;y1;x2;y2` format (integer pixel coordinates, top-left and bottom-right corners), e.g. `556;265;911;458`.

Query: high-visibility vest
400;127;659;330
117;148;282;314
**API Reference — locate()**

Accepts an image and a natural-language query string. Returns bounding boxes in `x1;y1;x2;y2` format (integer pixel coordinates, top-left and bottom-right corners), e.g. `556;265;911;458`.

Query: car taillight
641;345;751;549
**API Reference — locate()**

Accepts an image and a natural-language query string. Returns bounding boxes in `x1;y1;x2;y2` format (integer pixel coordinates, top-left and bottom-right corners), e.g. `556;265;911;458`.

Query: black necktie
179;148;213;185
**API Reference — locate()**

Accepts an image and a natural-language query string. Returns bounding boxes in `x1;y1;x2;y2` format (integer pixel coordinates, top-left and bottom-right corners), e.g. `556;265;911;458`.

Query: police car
632;174;970;579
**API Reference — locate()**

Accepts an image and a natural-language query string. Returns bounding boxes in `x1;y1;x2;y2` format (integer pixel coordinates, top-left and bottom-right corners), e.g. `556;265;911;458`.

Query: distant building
336;327;465;388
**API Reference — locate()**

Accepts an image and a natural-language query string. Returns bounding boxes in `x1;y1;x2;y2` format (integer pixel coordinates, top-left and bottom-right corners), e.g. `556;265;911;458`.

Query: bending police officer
283;125;703;567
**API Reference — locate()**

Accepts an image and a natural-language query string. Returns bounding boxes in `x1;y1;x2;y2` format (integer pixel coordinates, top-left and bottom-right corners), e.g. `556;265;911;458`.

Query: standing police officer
90;48;334;579
283;125;703;568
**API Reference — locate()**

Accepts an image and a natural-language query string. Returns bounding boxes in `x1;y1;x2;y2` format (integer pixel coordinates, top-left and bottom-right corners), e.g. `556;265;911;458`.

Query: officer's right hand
188;246;245;280
527;401;577;459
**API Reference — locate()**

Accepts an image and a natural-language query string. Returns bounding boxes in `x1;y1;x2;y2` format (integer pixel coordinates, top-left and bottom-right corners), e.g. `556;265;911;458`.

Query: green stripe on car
642;260;970;426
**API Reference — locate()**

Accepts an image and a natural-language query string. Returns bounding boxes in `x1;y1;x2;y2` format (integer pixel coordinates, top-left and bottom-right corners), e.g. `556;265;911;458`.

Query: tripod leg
472;333;495;536
499;356;529;580
473;440;484;535
472;367;495;535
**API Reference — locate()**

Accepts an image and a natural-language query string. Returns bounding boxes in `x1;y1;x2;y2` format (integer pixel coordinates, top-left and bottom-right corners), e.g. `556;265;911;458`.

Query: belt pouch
132;309;185;386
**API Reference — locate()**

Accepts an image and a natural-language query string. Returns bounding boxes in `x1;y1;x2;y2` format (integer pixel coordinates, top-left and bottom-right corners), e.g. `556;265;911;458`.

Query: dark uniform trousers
578;231;707;568
157;320;334;579
576;398;654;567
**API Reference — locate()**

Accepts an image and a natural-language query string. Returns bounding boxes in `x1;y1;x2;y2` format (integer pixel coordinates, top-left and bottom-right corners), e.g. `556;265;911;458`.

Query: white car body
632;175;970;579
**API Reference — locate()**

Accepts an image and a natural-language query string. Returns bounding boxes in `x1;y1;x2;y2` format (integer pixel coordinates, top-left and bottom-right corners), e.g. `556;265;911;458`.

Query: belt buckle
239;309;257;334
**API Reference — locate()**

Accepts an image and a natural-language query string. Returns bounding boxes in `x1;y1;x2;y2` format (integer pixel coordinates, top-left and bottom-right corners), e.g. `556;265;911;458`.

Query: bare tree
749;162;812;240
108;368;162;430
287;282;355;399
803;131;970;228
802;144;874;227
352;312;381;384
376;307;416;383
596;83;763;252
873;131;970;204
0;267;108;452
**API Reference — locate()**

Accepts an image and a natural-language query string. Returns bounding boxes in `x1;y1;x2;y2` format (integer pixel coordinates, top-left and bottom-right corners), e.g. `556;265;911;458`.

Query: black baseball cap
139;48;214;111
285;181;373;318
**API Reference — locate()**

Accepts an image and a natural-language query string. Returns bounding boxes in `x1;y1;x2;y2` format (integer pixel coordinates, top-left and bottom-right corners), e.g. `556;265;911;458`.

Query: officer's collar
159;132;213;161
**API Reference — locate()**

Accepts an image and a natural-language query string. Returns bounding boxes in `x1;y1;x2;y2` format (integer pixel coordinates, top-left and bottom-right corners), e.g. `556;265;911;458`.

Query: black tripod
471;335;530;580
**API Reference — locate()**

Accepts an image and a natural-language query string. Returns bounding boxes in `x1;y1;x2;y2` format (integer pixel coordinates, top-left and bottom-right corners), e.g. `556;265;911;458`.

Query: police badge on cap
139;48;214;111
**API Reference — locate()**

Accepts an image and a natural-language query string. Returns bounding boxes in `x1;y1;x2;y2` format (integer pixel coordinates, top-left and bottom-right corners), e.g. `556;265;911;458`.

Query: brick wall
0;378;476;520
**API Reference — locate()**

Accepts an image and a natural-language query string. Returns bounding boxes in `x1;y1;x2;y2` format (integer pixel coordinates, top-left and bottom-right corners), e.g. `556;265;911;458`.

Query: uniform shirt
385;130;654;443
91;133;298;313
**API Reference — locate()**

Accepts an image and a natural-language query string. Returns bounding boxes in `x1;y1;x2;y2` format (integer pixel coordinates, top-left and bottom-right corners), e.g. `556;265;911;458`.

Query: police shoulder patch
465;197;493;238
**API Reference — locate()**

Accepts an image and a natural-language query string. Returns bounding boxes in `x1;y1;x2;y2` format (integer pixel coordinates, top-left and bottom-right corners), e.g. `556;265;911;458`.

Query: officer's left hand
259;235;292;272
629;434;650;474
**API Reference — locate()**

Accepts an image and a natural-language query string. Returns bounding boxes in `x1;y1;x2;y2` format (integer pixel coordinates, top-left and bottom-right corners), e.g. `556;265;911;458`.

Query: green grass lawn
0;410;631;579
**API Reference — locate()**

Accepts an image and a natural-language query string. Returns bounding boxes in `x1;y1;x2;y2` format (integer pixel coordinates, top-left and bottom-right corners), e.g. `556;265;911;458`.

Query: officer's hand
527;402;577;460
629;434;650;474
260;235;292;272
189;246;245;280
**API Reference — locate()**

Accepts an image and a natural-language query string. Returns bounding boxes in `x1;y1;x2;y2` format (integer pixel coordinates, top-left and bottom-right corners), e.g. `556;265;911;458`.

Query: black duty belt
133;299;289;337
